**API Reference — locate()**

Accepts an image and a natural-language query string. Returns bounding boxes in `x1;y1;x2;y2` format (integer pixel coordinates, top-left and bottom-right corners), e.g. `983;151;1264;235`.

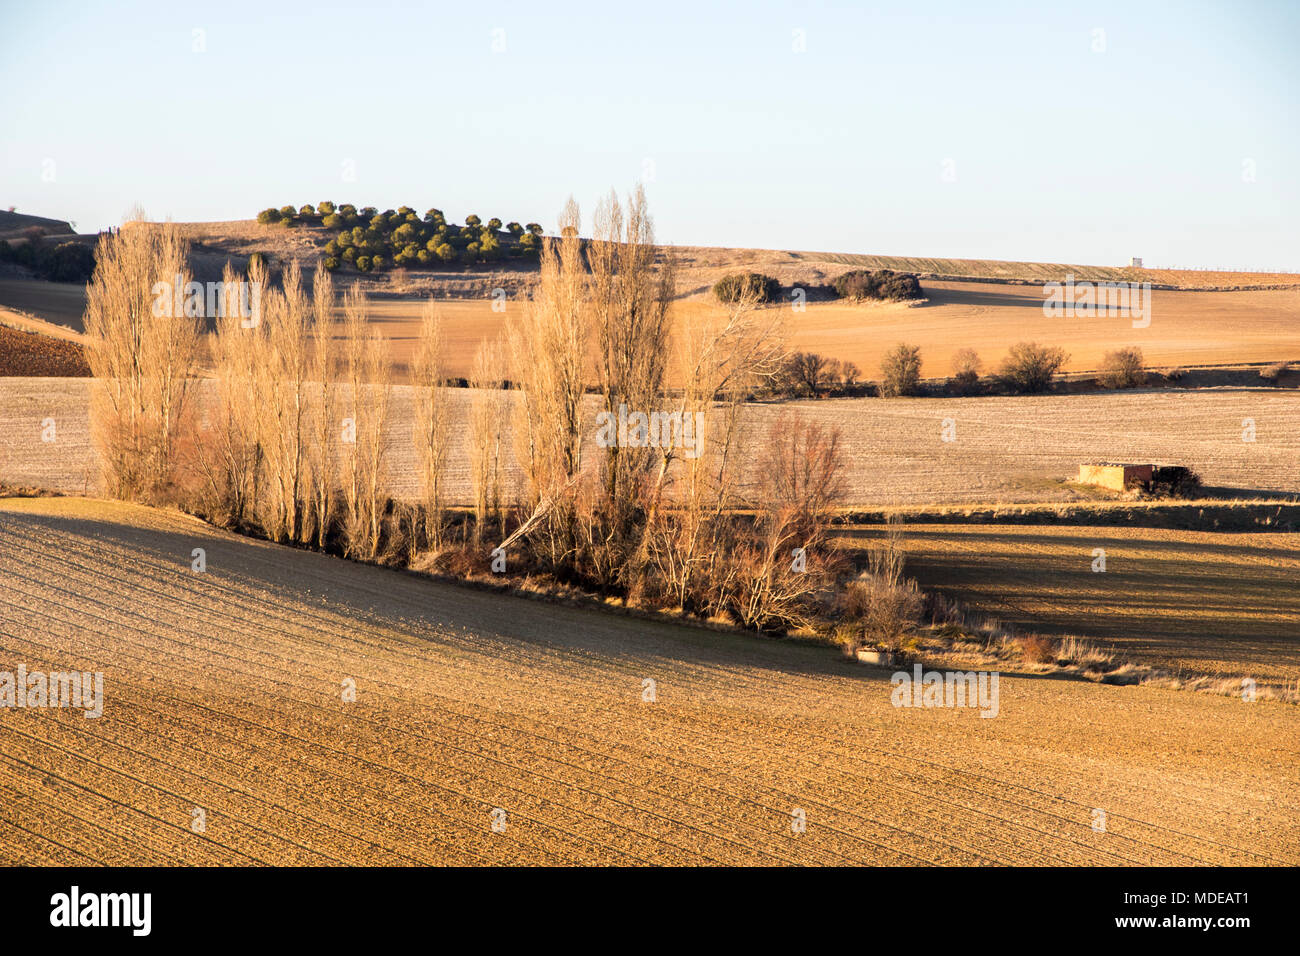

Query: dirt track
0;496;1295;865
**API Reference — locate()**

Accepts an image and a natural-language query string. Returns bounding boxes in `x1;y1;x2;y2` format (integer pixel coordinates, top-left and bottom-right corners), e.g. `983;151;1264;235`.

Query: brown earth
0;325;89;377
835;523;1300;685
0;495;1295;865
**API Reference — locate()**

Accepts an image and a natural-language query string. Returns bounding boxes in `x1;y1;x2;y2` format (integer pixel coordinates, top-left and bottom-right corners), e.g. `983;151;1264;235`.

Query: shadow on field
0;502;891;686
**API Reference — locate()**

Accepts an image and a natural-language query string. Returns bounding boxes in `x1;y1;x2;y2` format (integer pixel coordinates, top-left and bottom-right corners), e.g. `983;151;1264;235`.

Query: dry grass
1;495;1296;865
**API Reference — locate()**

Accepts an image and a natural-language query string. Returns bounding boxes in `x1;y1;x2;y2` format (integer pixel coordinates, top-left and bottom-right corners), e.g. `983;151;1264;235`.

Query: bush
1145;466;1202;498
950;347;982;394
1021;635;1056;664
355;255;372;272
322;213;343;229
322;257;339;271
256;208;282;225
833;269;923;301
713;272;780;304
1260;361;1290;383
278;205;296;219
839;536;922;656
1099;346;1146;389
879;343;922;397
434;243;455;262
317;201;335;216
999;342;1068;393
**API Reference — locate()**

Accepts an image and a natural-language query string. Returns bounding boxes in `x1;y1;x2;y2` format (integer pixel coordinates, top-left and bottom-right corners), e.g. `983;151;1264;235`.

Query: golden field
3;380;1297;506
0;496;1295;865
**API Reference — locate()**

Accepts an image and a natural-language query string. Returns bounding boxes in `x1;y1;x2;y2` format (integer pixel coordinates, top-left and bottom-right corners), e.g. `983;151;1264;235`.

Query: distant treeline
256;202;543;272
713;268;924;305
0;228;96;282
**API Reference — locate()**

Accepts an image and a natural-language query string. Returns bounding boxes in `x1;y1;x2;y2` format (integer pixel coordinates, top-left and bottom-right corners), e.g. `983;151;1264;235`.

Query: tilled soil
0;496;1295;865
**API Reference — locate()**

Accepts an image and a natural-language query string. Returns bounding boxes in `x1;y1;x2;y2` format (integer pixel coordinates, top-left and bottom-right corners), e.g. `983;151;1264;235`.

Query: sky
2;0;1297;270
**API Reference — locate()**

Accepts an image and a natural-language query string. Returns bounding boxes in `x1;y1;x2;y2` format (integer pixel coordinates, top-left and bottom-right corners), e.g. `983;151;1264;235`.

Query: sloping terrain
837;523;1300;685
0;496;1295;865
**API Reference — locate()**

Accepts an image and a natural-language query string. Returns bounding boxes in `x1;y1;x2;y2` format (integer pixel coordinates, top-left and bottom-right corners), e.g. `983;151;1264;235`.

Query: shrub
1146;466;1202;498
434;243;455;262
317;201;335;216
1260;361;1290;383
341;246;357;263
839;534;922;656
278;205;297;219
526;222;543;236
999;342;1068;393
1021;635;1056;664
371;254;385;270
322;213;343;229
487;217;502;231
1165;366;1187;382
256;208;282;225
879;343;922;397
950;347;982;393
776;352;858;397
833;269;923;301
713;272;780;304
465;214;481;227
298;204;316;217
1099;346;1146;388
355;255;372;272
323;257;339;271
506;222;523;236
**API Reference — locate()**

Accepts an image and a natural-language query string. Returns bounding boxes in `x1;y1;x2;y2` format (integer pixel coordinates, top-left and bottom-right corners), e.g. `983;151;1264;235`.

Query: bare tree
507;197;590;565
411;298;450;551
83;213;200;500
306;262;337;548
469;337;509;547
261;259;311;542
340;284;392;561
196;261;263;525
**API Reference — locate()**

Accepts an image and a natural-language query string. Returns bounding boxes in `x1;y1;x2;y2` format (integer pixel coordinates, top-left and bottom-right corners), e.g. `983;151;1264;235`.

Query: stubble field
3;379;1295;506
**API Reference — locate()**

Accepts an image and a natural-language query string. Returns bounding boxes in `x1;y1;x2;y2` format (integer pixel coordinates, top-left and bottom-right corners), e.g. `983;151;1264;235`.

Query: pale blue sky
2;0;1296;269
